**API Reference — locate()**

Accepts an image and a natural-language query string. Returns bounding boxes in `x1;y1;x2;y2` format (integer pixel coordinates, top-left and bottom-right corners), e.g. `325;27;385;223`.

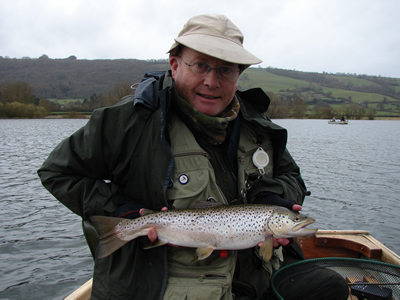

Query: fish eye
294;216;301;222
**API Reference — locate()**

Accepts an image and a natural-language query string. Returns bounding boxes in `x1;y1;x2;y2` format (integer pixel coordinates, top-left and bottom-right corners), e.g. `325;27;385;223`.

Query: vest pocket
163;282;223;300
167;150;227;208
164;269;232;300
167;169;210;209
166;247;236;300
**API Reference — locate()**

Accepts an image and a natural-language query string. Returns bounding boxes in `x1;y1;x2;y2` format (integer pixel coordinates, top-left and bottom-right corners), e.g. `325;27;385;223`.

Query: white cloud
1;0;399;77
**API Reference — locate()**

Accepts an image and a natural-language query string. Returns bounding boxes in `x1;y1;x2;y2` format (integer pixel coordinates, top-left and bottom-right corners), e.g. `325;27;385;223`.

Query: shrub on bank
0;101;49;118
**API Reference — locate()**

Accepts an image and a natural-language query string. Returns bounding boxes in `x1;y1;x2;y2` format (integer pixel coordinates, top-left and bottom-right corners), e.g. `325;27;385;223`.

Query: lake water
0;118;399;299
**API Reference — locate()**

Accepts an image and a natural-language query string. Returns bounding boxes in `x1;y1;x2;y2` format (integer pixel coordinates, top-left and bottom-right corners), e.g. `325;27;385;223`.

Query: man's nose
203;68;220;88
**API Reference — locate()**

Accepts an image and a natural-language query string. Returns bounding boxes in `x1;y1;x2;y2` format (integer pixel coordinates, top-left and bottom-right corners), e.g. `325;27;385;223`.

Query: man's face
170;47;239;117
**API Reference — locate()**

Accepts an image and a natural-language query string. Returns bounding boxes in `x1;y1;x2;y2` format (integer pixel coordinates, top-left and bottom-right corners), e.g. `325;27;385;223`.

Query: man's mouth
198;93;219;99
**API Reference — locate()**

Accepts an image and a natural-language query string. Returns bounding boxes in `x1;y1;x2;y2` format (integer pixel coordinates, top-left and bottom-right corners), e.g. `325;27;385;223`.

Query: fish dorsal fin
192;200;225;209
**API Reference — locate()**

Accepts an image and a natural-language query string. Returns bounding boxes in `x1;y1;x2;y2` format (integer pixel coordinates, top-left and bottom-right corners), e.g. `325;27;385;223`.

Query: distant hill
238;68;400;117
0;56;169;99
1;56;400;117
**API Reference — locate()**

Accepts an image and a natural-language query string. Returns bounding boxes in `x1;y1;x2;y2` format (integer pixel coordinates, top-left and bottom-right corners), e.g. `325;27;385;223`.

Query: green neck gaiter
173;90;240;145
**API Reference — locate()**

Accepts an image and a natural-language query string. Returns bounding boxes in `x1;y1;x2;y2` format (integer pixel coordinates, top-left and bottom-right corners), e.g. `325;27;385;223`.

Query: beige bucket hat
168;14;262;66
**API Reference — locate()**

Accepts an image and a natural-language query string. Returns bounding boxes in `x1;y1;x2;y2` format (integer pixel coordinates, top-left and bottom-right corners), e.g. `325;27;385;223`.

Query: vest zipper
215;152;237;201
173;151;210;159
169;272;226;282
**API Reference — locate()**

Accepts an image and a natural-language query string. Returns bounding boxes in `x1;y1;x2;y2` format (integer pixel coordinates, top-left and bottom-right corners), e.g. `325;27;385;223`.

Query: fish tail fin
90;216;129;259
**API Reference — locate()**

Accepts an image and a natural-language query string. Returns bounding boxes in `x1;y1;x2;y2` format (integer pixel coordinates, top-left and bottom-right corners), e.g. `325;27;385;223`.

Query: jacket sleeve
249;147;307;205
252;149;307;205
38;103;130;219
244;117;307;205
237;91;307;205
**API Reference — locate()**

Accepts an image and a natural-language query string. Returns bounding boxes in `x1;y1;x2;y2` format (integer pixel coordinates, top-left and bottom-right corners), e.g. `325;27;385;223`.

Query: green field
48;98;84;105
325;74;382;87
320;88;397;103
239;68;309;92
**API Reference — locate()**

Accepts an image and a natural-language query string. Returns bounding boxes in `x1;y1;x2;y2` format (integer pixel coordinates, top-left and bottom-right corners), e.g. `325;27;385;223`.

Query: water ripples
0;118;399;299
276;119;400;254
0;119;93;299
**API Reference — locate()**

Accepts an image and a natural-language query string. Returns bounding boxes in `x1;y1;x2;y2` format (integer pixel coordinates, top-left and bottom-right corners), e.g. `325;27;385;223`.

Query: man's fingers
147;226;158;243
277;238;291;246
258;238;288;248
292;204;302;211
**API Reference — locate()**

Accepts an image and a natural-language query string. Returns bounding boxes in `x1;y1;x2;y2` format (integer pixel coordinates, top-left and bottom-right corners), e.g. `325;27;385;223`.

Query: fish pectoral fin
274;246;284;262
143;240;167;249
259;235;273;262
192;247;215;263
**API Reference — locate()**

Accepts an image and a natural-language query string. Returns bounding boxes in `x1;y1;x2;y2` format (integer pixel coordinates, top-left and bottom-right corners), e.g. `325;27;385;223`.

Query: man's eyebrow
192;55;237;66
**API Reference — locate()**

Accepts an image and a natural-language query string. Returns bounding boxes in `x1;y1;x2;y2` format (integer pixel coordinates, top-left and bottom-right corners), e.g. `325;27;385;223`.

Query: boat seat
314;233;382;259
295;231;383;260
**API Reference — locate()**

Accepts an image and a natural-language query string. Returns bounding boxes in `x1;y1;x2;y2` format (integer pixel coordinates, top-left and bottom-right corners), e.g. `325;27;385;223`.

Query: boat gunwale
64;230;400;300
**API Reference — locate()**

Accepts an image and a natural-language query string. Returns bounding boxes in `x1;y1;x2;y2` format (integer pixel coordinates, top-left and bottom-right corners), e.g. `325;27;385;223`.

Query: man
38;14;348;300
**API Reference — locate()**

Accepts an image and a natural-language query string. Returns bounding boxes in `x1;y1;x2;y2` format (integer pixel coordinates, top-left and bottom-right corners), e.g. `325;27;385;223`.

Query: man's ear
169;56;179;79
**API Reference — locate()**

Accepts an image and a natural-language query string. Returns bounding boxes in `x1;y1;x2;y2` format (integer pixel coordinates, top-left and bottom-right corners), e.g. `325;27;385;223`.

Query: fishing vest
164;112;274;300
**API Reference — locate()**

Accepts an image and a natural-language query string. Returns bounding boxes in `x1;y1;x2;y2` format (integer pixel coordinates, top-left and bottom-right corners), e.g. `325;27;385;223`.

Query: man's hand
254;194;302;248
273;202;301;247
140;207;168;244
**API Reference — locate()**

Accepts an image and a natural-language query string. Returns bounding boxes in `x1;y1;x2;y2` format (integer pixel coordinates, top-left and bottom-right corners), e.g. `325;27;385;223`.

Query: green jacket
38;71;307;299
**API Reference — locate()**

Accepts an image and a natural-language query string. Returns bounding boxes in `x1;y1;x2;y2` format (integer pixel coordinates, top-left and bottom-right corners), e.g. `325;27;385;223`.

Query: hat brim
168;34;262;65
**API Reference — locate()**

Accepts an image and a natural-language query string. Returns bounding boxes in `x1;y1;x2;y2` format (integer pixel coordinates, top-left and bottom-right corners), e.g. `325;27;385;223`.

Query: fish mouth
290;217;317;235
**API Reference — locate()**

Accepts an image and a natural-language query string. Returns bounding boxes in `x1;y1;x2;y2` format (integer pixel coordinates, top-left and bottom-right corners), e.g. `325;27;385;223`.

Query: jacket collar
133;70;271;114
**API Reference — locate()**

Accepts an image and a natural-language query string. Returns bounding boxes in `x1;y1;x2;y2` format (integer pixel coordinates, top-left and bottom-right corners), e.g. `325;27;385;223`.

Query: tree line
0;55;168;100
0;80;377;120
266;92;375;120
1;56;397;119
0;80;134;118
0;82;48;118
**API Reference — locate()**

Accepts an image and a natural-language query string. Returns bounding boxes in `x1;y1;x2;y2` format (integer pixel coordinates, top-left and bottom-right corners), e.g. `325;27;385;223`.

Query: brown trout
90;204;317;262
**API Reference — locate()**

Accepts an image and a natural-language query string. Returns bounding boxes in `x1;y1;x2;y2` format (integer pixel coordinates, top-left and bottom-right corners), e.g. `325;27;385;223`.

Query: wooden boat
296;230;399;264
65;230;400;300
328;120;348;124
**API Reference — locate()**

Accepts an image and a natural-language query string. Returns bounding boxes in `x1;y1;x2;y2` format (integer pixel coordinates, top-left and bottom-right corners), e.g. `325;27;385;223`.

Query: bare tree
267;93;289;119
290;96;308;119
0;82;35;104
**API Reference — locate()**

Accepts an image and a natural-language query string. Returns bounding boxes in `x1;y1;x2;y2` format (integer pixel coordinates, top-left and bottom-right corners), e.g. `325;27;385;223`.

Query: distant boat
328;119;348;125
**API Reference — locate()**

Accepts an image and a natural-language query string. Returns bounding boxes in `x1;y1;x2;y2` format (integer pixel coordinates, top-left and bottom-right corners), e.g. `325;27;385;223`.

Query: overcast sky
1;0;399;78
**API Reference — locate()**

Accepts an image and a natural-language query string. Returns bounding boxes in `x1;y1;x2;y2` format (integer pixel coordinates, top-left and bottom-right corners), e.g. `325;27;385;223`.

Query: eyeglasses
177;56;240;81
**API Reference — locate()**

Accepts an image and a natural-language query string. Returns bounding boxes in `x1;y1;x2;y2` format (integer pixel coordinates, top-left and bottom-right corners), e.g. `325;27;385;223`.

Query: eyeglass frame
177;56;242;81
